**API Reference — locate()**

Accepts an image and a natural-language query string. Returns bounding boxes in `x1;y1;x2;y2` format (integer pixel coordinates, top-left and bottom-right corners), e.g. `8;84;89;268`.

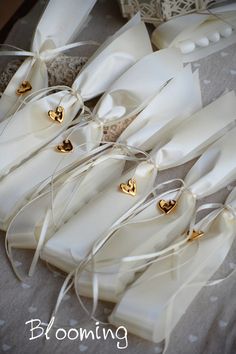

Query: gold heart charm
48;106;64;123
56;139;73;153
187;229;204;242
16;80;32;95
158;199;177;214
120;178;137;196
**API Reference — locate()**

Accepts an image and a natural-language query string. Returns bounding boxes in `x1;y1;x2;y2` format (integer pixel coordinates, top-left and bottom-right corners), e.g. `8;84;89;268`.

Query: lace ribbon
50;181;236;328
5;141;153;281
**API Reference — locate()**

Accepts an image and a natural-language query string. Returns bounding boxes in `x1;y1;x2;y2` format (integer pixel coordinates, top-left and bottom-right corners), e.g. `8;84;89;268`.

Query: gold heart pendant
187;229;204;242
48;106;64;123
158;199;177;214
16;80;32;95
56;139;73;153
120;178;137;196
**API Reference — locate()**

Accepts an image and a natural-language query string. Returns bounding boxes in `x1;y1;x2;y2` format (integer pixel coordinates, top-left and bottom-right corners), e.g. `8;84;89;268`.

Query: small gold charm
158;199;177;214
48;106;64;123
56;139;73;153
120;178;137;196
187;229;204;242
16;80;32;95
